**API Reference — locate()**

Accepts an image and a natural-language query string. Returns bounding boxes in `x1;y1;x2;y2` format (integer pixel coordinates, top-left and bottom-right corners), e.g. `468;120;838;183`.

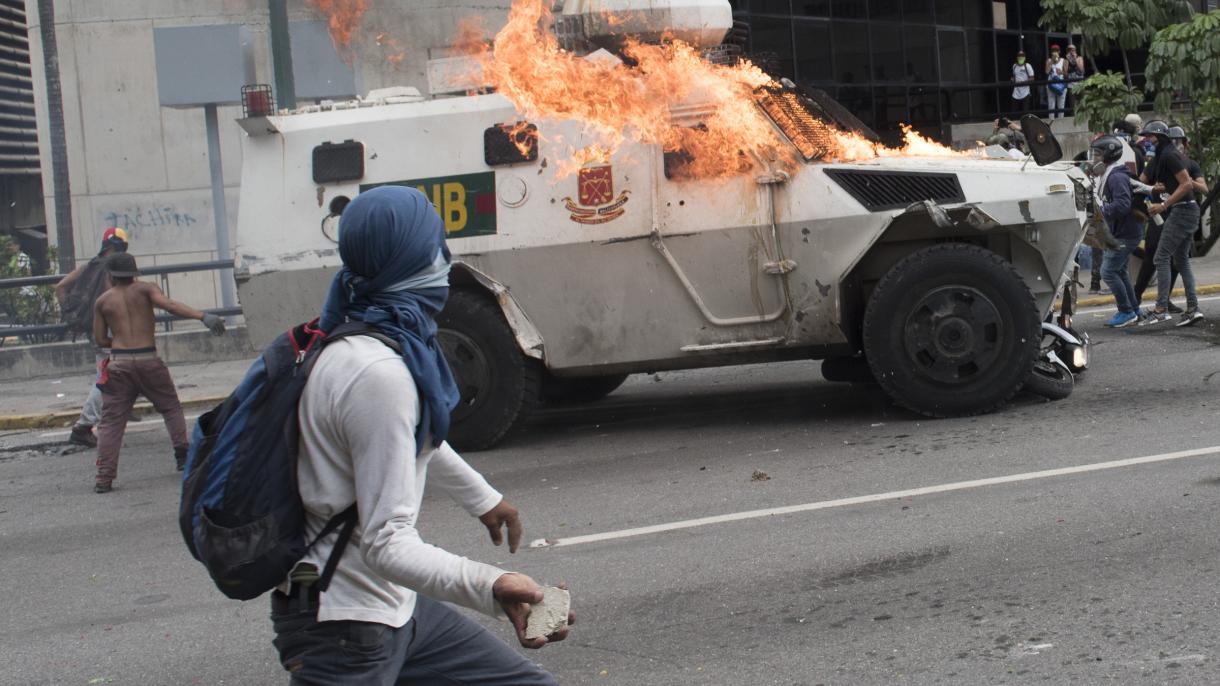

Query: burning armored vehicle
234;0;1090;449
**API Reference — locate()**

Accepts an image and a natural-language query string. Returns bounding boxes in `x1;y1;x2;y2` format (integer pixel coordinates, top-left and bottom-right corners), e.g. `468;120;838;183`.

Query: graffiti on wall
101;205;200;230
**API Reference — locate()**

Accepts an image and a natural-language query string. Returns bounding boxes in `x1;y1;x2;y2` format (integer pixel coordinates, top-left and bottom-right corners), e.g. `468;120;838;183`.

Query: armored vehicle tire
437;290;540;451
862;243;1040;418
821;356;876;384
541;372;629;405
1023;359;1074;400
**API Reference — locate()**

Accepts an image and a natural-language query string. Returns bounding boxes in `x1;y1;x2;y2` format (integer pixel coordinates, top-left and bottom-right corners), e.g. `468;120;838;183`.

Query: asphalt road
3;306;1220;686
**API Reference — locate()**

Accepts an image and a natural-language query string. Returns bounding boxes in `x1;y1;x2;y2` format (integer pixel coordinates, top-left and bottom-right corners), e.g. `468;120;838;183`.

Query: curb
0;396;226;431
1077;283;1220;309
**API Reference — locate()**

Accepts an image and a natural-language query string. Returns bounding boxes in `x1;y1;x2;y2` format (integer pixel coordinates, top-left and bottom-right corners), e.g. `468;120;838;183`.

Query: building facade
23;0;511;308
733;0;1215;143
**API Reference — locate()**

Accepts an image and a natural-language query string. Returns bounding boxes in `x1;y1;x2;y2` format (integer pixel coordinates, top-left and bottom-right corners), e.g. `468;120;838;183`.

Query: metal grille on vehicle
824;169;965;212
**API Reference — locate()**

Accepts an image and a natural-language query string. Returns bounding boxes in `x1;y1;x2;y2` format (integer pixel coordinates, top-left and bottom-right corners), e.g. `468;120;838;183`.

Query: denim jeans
1101;237;1140;314
74;350;109;429
271;591;558;686
1046;87;1067;118
1155;202;1200;311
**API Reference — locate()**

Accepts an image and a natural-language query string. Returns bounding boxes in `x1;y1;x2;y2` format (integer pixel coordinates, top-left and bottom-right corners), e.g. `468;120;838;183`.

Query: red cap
1050;43;1061;51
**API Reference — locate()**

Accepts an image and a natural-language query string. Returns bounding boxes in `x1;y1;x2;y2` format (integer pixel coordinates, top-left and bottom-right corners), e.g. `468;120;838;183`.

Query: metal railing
0;259;241;342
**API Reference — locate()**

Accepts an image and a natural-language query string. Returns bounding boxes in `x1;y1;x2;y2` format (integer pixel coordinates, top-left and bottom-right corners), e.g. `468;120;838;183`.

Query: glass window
963;0;991;26
832;21;870;84
750;16;796;78
837;86;875;128
794;0;831;16
936;0;964;26
875;86;909;129
908;87;940;126
904;0;935;23
905;25;938;83
750;0;792;13
871;23;904;81
939;30;967;81
833;0;868;19
794;20;833;82
1019;0;1042;29
1002;1;1020;30
966;29;995;83
995;32;1023;81
870;0;903;20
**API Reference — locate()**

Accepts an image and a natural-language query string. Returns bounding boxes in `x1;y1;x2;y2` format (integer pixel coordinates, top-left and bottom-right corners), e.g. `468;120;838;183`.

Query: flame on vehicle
463;0;964;179
305;0;371;52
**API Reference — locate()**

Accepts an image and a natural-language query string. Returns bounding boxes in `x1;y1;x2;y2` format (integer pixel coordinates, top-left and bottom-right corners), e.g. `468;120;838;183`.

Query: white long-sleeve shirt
290;335;506;626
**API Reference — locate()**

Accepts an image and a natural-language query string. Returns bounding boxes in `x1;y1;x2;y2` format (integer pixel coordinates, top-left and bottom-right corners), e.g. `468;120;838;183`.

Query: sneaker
174;447;188;472
1168;302;1184;314
94;482;112;494
1139;308;1173;326
1105;311;1138;328
69;425;97;448
1175;309;1205;327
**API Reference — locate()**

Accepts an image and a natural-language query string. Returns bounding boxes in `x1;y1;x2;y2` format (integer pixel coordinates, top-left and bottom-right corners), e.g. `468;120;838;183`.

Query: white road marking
530;445;1220;549
38;414;204;439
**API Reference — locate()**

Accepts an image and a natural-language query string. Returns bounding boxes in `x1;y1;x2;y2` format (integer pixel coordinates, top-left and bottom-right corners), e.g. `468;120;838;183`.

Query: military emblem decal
564;165;630;225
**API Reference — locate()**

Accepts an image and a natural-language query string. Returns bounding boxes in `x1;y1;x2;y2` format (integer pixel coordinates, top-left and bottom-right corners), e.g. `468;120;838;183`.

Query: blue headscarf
319;186;460;451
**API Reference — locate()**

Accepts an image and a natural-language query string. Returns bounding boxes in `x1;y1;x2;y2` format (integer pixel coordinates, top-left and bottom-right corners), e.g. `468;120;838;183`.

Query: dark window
837;86;875;127
908;87;940;126
906;25;938;83
936;0;964;25
794;0;830;16
875;86;909;129
832;21;870;84
904;0;935;23
963;0;991;26
966;30;994;83
939;30;967;81
995;32;1023;81
1002;1;1020;30
751;0;792;13
871;23;904;81
1019;0;1042;29
833;0;868;19
870;0;903;20
750;16;796;78
794;20;833;82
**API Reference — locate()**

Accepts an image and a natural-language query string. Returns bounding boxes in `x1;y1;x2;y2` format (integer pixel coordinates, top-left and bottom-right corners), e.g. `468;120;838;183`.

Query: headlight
1071;345;1088;370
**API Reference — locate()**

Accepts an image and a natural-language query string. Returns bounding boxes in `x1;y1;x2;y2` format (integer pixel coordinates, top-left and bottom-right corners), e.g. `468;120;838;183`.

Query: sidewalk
0;357;253;432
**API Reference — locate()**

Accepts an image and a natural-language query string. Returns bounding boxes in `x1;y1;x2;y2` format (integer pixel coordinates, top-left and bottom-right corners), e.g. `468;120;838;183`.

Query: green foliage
1188;97;1220;180
1039;0;1193;73
0;239;60;345
1070;72;1143;132
1146;11;1220;111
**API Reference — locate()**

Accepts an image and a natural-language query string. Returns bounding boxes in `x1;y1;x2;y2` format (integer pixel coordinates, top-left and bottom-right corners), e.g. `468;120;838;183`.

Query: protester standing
1011;51;1035;113
91;253;225;493
268;186;571;684
1064;44;1085;114
54;227;129;448
1090;136;1143;327
1045;44;1068;119
1137;121;1204;327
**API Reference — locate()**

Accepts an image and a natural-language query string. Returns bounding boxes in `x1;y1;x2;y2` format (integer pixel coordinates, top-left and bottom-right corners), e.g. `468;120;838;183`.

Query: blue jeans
271;591;558;685
1102;238;1140;314
1155;202;1200;311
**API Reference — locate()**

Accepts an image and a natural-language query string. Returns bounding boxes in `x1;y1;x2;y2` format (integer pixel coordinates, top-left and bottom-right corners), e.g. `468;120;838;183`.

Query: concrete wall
24;0;510;310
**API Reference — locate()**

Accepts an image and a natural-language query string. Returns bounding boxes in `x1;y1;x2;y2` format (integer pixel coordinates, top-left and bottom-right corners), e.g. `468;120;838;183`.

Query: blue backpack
179;320;400;600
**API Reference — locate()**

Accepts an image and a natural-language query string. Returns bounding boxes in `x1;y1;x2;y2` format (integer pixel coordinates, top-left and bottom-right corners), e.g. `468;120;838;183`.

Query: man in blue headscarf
272;186;570;684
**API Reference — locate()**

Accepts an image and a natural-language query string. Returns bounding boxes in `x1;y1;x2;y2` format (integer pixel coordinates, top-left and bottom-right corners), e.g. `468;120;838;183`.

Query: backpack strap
324;321;404;355
311;503;358;593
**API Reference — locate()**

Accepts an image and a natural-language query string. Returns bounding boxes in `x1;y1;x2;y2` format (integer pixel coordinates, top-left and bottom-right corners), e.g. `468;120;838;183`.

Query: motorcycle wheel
1023;358;1074;401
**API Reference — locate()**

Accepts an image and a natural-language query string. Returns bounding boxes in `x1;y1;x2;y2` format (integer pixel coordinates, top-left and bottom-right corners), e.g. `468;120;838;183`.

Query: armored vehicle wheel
541;372;629;405
437;290;540;451
820;356;876;384
862;243;1040;418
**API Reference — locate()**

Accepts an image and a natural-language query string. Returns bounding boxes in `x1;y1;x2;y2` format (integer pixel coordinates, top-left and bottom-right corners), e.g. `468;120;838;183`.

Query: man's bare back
93;280;219;350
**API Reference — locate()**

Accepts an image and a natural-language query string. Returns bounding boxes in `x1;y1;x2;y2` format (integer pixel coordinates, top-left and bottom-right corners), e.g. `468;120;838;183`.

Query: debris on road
525;586;571;640
751;469;771;482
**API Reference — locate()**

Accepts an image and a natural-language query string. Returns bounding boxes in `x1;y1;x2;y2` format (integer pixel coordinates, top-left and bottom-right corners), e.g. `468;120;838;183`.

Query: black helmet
1089;135;1125;165
1168;125;1187;140
1139;119;1171;138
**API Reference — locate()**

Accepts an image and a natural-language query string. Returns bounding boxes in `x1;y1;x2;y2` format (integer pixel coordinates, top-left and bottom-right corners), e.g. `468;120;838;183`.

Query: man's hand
1149;203;1166;216
479;499;523;553
201;313;226;336
493;573;574;649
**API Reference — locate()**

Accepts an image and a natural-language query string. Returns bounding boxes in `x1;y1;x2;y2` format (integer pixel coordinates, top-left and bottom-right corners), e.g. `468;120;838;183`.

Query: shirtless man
91;253;225;493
